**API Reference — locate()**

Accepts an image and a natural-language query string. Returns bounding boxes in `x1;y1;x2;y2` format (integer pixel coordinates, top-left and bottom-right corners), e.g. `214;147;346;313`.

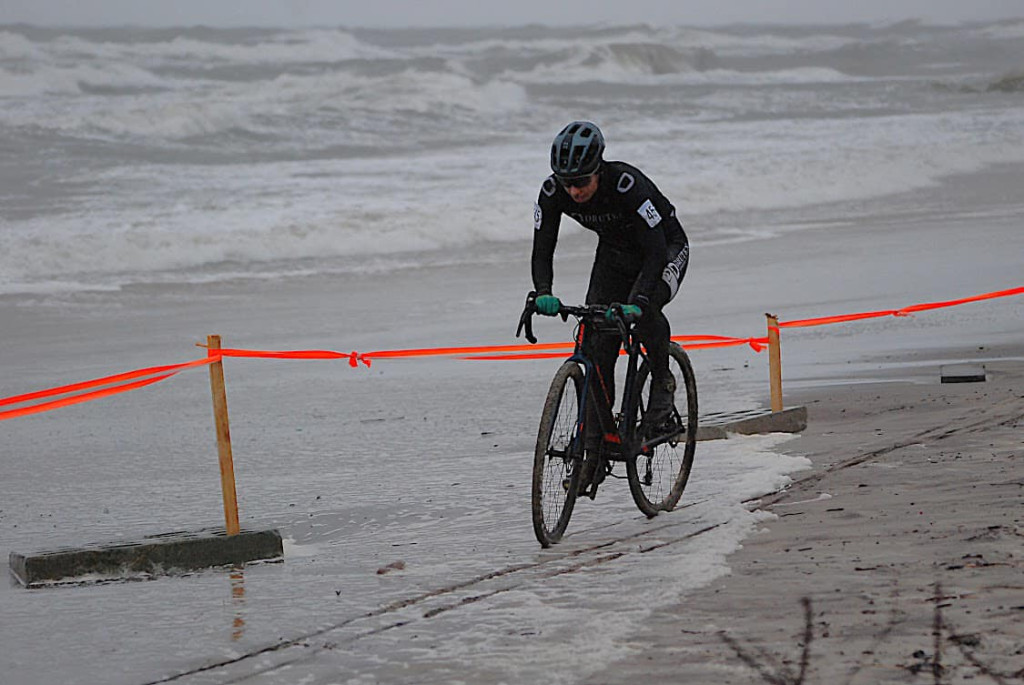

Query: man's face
561;173;599;203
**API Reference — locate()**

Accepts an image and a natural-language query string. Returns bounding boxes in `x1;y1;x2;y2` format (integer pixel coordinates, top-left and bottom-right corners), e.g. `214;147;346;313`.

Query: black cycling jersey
531;160;688;306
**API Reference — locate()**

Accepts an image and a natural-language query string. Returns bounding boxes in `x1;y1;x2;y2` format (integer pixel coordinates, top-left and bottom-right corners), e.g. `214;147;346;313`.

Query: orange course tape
0;373;178;421
462;335;767;360
0;357;217;422
1;285;1020;421
218;347;371;368
0;357;216;409
781;286;1024;329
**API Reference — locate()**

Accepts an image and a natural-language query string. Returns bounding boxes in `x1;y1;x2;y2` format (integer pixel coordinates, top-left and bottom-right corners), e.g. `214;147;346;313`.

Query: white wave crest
307;69;529;115
1;64;527;140
976;20;1024;40
138;29;391;63
0;30;44;59
13;28;388;65
507;41;702;84
0;62;170;97
669;111;1024;216
664;26;862;56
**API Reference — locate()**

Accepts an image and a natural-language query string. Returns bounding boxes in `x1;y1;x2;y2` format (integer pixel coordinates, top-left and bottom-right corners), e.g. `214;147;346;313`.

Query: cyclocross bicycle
517;292;699;547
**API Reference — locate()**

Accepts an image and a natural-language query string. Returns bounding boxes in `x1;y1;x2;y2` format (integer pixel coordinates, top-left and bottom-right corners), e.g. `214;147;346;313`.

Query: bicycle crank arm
639;427;686;453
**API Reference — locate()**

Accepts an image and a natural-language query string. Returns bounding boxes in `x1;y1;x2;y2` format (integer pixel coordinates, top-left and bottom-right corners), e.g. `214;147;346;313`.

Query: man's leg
582;331;621;448
583;253;630;451
634;239;687;431
636;283;676;428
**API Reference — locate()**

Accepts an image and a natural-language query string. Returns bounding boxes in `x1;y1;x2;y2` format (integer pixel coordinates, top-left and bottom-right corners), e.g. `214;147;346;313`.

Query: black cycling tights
584;265;673;438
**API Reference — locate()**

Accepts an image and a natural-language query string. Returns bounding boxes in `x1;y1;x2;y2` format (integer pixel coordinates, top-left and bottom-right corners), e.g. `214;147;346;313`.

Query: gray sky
2;0;1023;27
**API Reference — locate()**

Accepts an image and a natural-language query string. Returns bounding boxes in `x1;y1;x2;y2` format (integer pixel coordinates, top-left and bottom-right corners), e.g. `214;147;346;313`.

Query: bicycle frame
517;294;649;463
569;316;646;462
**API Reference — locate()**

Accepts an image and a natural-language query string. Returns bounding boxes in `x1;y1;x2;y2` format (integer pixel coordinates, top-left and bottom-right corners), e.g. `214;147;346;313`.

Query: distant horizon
2;0;1022;30
3;16;1023;30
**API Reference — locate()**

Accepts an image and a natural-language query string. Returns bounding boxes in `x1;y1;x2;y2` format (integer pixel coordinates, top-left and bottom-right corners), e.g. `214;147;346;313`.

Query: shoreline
595;351;1024;684
4;159;1024;304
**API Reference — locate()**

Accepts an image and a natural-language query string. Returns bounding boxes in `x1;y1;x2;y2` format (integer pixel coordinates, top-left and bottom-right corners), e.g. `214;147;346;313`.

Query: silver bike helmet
550;121;604;179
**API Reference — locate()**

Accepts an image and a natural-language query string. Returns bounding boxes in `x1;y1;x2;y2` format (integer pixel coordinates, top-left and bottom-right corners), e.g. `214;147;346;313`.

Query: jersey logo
638;199;662;228
617;172;635;193
541;177;556;197
662;244;689;300
534;202;542;230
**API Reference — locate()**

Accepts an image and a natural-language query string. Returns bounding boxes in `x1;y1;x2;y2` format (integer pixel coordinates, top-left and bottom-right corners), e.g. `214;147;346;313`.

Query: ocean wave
1;64;528;141
663;26;862;57
3;21;1024;295
673;112;1024;217
395;26;667;58
395;25;860;61
600;42;710;75
269;68;529;116
510;57;856;86
1;27;391;65
502;41;707;84
976;19;1024;40
932;70;1024;95
0;153;535;294
0;30;43;59
702;66;859;85
0;206;524;296
0;62;171;96
6;112;1024;297
987;71;1024;93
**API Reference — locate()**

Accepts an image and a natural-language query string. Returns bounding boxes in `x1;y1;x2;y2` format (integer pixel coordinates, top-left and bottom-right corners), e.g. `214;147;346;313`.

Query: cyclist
531;120;689;445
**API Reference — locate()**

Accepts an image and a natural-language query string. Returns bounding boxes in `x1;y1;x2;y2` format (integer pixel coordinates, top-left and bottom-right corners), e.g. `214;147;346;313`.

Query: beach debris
948;633;982;648
906;649;943;676
376;560;406;575
940;364;986;383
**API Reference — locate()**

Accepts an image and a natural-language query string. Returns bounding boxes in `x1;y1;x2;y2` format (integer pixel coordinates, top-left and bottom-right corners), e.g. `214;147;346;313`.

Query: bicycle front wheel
627;342;699;517
532;361;586;547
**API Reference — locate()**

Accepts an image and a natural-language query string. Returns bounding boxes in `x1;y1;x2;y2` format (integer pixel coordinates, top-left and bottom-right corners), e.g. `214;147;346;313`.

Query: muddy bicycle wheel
532;361;586;547
627;342;699;517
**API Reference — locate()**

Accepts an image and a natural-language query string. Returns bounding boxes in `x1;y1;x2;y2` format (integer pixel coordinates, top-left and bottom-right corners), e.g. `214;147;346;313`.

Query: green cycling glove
535;294;561;316
606;303;642;322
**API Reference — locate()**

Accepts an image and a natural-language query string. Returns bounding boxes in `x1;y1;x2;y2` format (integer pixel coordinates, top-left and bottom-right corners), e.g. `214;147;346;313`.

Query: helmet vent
550;121;605;177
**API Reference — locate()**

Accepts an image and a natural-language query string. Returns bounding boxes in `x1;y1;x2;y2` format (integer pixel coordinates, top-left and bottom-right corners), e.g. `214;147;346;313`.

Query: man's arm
531;180;562;294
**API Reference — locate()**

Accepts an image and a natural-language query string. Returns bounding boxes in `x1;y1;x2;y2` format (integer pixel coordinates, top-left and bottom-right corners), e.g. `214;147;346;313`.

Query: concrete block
9;527;282;587
940;364;986;383
697;406;808;441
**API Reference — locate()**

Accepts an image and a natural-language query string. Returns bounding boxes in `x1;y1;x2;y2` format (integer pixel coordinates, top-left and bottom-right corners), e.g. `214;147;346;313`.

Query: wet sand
595;348;1024;684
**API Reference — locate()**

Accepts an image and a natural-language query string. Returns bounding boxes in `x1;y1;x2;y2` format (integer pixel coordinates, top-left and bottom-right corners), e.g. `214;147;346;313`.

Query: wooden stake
207;335;240;536
766;314;784;413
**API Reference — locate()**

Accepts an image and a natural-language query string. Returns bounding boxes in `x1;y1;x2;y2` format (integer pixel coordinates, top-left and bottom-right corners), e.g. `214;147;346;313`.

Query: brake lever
610;304;631;344
616;315;630;344
516;291;538;344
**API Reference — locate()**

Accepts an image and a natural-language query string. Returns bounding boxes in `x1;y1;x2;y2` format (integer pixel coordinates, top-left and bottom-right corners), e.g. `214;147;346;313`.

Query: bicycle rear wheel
627;342;698;517
532;361;586;547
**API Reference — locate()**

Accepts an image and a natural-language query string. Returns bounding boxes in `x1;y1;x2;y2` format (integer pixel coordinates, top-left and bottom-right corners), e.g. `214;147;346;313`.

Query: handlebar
516;291;636;345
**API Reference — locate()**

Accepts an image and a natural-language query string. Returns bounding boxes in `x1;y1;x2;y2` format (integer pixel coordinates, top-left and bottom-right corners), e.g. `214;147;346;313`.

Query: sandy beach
594;350;1024;684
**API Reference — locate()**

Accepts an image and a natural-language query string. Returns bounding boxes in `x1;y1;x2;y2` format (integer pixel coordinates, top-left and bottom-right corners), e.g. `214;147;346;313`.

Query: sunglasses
557;174;594;189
